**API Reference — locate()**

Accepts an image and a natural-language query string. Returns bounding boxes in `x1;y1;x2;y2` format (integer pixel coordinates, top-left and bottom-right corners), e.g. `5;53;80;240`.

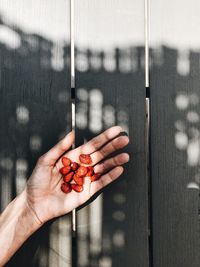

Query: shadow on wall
0;12;200;267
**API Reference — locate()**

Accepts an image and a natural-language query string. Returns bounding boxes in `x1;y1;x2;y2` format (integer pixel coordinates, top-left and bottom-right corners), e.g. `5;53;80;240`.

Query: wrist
0;190;43;265
19;190;44;231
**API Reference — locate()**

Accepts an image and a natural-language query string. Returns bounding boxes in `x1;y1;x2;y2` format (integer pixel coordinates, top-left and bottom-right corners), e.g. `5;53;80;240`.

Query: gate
0;1;199;267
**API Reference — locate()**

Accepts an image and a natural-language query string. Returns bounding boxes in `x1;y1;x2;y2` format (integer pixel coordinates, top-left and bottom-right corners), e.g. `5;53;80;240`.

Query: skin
0;126;129;266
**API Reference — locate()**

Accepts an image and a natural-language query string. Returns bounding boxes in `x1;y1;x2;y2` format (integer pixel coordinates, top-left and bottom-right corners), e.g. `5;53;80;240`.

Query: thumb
41;131;75;166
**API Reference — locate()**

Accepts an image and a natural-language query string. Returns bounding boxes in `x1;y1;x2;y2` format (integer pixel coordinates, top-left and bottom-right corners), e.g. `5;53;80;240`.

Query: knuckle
113;156;119;166
99;148;106;159
110;139;118;150
100;161;106;172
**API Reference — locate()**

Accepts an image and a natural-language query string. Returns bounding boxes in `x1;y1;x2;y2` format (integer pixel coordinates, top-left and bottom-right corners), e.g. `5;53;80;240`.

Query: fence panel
150;0;200;266
0;2;72;266
75;1;149;267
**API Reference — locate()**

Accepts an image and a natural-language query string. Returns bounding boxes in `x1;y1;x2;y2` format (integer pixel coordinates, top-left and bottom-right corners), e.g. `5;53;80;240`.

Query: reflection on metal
175;91;200;188
16;158;28;194
58;216;72;267
175;94;189;110
112;229;125;248
0;157;13;210
49;220;60;267
113;193;126;205
103;105;115;128
187;182;200;190
119;49;132;73
175;132;188;150
70;0;75;89
145;0;149;87
89;89;103;133
77;206;89;267
117;110;129;135
30;135;42;151
51;42;65;71
177;50;190;75
187;139;200;166
49;217;71;267
89;195;103;255
112;210;126;222
99;256;112;267
0;157;13;170
77;88;88;129
0;175;12;210
103;50;116;72
76;51;89;72
16;105;29;124
186;111;199;123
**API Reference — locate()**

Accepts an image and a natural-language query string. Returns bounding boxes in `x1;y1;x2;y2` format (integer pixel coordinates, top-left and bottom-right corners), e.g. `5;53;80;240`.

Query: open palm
25;126;129;225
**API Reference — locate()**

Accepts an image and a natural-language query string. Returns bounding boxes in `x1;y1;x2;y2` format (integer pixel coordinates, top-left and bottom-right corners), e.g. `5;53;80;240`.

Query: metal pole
70;0;77;266
145;0;153;265
145;0;149;87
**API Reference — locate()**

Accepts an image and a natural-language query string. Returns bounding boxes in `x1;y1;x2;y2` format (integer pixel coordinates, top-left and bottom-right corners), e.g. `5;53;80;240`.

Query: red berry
61;182;72;193
71;162;79;171
62;157;71;166
73;174;84;186
90;173;101;182
76;166;88;177
71;184;83;193
60;166;71;175
63;172;74;183
86;166;94;177
79;154;92;165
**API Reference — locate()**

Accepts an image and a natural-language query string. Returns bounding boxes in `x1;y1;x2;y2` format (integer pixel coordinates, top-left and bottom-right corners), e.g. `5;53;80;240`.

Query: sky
0;0;200;50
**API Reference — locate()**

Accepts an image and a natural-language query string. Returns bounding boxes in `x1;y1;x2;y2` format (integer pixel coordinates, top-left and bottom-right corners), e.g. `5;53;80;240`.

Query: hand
24;126;129;225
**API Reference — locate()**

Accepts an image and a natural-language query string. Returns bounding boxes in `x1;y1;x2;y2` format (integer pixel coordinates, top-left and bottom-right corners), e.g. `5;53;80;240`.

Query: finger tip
123;153;130;162
111;125;123;134
118;153;129;163
67;130;75;140
124;136;130;144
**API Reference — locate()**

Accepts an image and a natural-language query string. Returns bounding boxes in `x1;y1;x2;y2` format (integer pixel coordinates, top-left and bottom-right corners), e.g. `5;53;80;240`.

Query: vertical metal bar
145;0;150;87
70;0;75;91
145;0;153;266
70;0;77;266
70;0;76;233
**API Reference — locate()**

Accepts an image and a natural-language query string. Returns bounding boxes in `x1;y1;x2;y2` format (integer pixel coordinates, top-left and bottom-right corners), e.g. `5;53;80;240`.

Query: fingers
79;126;123;154
94;153;129;174
90;166;124;196
90;136;129;165
40;131;75;166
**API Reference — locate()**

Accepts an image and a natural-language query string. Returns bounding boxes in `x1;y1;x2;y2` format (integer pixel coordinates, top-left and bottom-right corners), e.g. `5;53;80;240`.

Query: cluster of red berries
60;154;101;194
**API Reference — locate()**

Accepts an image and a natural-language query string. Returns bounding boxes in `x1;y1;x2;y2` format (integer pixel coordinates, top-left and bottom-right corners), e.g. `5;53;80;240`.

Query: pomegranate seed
62;157;71;166
63;172;74;183
61;182;72;193
76;166;88;177
71;184;83;193
60;166;71;175
86;166;94;177
79;154;92;165
73;174;84;186
90;173;101;182
71;162;79;171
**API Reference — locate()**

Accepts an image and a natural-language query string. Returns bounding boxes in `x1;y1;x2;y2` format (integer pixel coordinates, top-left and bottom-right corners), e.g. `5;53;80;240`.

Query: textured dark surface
150;47;200;267
1;1;200;267
75;1;149;267
0;17;72;266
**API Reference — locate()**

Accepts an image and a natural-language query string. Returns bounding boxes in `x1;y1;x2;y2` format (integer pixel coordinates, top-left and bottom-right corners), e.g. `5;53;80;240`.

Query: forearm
0;190;42;266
